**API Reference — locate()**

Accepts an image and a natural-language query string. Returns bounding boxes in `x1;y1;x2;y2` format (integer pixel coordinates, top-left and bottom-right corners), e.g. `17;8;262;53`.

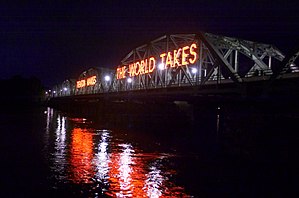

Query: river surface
0;105;298;197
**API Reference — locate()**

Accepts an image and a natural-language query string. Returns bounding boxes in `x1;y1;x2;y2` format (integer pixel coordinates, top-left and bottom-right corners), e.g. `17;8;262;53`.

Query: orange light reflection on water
105;145;190;197
65;121;189;197
69;128;94;183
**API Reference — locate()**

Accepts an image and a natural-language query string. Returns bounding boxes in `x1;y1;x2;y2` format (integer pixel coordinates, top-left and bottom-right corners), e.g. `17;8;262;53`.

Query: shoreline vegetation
0;75;44;111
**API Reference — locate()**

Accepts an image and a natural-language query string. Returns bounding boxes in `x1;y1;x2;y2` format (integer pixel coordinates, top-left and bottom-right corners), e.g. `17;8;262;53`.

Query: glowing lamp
158;63;165;70
191;68;198;74
127;78;132;83
104;75;111;81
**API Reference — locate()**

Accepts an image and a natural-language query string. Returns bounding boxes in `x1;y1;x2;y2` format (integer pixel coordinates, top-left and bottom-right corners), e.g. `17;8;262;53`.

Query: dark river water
0;105;298;197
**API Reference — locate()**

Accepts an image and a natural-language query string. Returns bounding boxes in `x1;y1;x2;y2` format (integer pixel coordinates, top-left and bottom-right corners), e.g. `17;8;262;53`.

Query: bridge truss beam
51;32;287;98
109;32;285;92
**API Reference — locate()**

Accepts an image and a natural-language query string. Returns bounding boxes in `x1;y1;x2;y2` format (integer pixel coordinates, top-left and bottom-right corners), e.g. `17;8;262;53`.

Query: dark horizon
1;1;298;87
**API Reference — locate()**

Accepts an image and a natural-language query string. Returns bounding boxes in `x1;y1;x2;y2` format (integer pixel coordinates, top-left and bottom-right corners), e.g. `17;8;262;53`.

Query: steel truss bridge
49;32;299;102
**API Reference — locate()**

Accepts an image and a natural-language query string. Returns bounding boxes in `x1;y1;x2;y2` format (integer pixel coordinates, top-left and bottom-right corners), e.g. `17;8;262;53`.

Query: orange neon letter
160;53;167;65
87;77;91;86
122;66;127;78
173;49;182;67
87;76;96;86
142;59;148;74
166;52;173;68
117;68;120;79
138;61;145;75
134;62;140;76
117;66;126;79
117;68;122;79
128;63;135;77
182;46;190;65
149;57;156;72
92;76;96;84
189;43;197;64
76;79;86;88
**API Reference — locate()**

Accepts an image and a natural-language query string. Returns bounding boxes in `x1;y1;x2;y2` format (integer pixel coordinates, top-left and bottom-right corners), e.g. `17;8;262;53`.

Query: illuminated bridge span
48;32;299;101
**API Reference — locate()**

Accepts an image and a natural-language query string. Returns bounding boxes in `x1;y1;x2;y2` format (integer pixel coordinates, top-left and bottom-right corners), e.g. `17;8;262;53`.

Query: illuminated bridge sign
116;43;198;79
48;32;299;98
76;75;97;89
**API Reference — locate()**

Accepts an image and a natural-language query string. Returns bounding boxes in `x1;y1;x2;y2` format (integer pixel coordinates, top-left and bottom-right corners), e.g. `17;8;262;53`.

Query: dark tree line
0;75;44;107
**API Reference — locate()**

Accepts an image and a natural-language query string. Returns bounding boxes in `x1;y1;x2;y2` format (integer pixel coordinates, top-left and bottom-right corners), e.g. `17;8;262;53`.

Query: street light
127;78;132;83
104;75;111;81
191;68;198;74
158;63;165;70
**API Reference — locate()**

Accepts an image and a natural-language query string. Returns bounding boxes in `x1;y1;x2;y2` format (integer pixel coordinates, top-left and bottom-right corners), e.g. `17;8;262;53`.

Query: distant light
63;87;67;91
45;91;48;94
127;78;132;83
191;68;198;74
158;63;165;70
104;75;111;81
60;89;62;92
53;91;56;94
49;90;51;92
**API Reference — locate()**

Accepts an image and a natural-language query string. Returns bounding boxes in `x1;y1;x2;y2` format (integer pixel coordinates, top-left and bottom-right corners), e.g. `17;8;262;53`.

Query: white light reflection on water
117;143;135;197
46;107;53;134
94;130;111;186
52;114;67;180
144;164;163;198
44;107;54;149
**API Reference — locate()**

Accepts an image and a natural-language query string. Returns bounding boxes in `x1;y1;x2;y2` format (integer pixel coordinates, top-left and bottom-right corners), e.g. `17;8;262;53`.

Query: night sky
1;1;298;87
